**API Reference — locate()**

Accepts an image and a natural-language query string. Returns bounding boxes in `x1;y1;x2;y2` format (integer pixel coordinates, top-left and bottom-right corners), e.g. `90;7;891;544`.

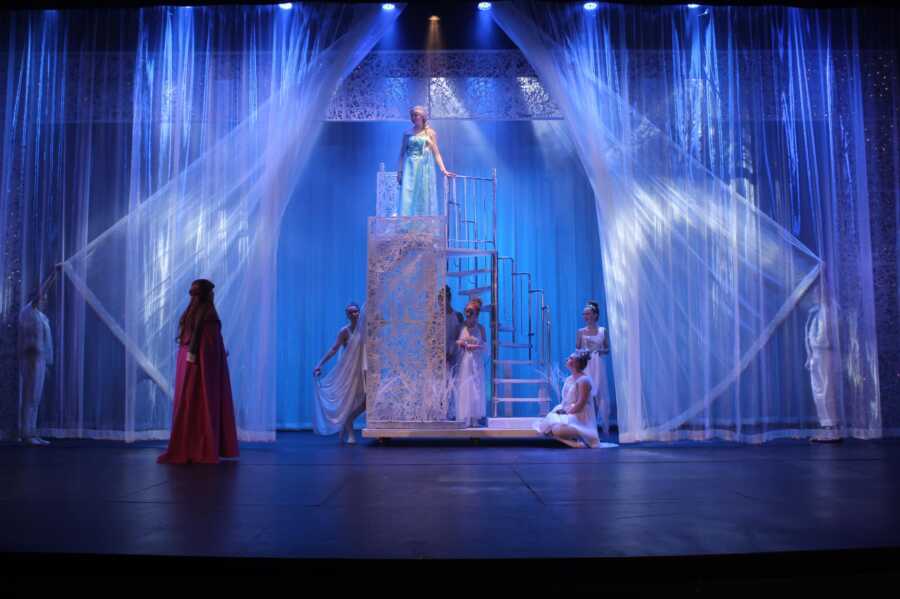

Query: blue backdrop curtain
493;2;886;442
0;4;400;441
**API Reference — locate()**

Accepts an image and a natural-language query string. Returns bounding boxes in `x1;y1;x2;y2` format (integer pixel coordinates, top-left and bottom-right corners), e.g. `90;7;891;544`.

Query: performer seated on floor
454;297;487;427
313;302;367;444
534;349;600;448
159;279;239;464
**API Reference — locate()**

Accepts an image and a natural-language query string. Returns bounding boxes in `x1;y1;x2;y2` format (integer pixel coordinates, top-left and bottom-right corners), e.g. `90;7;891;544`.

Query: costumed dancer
158;279;239;464
396;105;455;216
454;297;487;427
534;349;600;448
805;281;842;443
17;273;57;446
313;302;367;444
576;300;611;436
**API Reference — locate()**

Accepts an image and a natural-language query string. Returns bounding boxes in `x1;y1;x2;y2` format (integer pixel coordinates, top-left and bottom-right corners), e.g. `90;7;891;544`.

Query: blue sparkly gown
399;132;438;216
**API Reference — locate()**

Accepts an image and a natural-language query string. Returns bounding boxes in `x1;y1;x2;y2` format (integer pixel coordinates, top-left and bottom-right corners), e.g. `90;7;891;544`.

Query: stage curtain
494;2;883;442
0;4;400;441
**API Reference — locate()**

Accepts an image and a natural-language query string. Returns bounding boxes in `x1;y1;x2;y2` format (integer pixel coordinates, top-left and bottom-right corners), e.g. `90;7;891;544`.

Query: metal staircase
376;164;553;432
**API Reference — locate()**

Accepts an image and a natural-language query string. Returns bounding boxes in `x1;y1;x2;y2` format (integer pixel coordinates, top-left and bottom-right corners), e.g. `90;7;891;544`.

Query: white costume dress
805;303;840;428
580;327;611;435
313;308;367;435
17;304;53;442
454;323;486;427
534;374;600;448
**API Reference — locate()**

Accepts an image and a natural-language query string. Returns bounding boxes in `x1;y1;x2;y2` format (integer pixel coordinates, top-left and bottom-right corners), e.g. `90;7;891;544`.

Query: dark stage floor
3;432;900;588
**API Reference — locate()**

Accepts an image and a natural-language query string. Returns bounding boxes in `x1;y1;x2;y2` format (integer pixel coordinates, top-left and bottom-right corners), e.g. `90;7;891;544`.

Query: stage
3;433;899;587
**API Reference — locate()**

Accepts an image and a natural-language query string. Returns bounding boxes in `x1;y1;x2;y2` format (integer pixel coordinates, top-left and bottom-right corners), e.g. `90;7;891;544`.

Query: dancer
313;302;366;444
158;279;239;464
534;350;600;448
396;105;455;216
576;300;611;435
805;283;842;442
454;297;487;427
17;274;57;446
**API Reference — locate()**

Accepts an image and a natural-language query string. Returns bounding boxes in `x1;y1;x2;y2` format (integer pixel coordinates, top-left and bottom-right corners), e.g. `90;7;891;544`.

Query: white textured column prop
365;216;459;429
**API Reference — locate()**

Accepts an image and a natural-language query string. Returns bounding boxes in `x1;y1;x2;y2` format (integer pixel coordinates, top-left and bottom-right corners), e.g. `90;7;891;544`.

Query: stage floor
2;433;900;584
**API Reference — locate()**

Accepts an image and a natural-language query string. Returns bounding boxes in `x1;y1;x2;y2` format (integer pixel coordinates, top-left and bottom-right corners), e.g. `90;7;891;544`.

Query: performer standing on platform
534;350;600;448
158;279;239;464
17;274;57;446
454;298;487;427
396;105;455;216
313;302;367;444
576;300;611;436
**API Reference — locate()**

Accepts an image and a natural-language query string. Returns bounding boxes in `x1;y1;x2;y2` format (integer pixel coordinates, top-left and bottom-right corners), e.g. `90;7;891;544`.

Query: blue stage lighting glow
687;4;700;8
277;3;292;9
583;2;599;11
478;2;492;10
382;3;396;10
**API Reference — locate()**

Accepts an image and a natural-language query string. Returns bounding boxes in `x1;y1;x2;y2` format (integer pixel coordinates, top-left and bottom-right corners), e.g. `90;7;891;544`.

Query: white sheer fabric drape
57;5;400;441
494;2;880;442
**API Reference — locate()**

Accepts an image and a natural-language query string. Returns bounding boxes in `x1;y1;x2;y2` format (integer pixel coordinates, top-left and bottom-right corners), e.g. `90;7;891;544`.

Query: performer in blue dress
396;105;455;215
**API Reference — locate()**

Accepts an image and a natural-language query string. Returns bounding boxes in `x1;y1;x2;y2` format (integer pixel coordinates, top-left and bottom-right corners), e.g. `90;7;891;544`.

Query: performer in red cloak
158;279;239;464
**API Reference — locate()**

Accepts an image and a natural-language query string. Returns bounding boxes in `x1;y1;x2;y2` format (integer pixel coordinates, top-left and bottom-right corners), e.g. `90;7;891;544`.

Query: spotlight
381;3;396;10
277;3;292;9
583;2;599;11
687;3;700;7
478;2;492;10
429;15;440;22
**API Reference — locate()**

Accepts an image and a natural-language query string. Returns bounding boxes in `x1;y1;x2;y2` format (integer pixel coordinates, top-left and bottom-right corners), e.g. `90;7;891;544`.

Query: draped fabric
312;306;366;436
493;2;882;442
0;5;400;441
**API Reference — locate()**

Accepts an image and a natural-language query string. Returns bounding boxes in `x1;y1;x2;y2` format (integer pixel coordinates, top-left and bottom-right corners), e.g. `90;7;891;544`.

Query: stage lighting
382;3;396;10
687;4;700;7
429;15;440;22
478;2;492;10
583;2;599;11
277;3;292;9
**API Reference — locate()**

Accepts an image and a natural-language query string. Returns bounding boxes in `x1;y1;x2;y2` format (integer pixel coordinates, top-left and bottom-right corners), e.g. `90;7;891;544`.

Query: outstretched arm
314;328;349;376
427;129;455;177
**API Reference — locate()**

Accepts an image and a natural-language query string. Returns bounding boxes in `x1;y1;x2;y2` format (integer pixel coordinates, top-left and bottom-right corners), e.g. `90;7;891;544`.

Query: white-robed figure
576;300;611;436
17;284;54;446
454;297;487;427
313;302;367;444
805;286;842;442
534;349;600;448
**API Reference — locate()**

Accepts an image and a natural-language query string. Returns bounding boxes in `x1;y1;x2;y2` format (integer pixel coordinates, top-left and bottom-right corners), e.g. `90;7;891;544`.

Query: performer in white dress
534;349;600;448
454;297;486;427
805;285;842;442
313;302;366;444
17;280;55;446
576;300;611;435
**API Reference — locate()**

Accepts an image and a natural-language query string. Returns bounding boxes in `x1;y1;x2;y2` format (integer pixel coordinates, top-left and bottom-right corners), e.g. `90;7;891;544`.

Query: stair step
446;268;492;278
493;397;549;403
494;359;541;365
499;342;530;349
447;248;497;257
494;378;547;385
459;286;491;296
